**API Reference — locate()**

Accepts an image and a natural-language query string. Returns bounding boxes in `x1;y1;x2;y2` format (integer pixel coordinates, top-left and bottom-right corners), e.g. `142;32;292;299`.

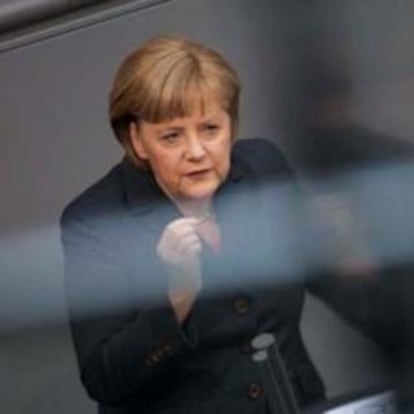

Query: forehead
144;106;228;130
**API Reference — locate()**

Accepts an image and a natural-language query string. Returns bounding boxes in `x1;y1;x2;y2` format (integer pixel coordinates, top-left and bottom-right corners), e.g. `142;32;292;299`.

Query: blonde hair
109;34;240;166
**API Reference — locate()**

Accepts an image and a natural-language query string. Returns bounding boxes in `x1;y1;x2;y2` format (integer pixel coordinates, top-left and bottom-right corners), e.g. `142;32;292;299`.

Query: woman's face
130;105;232;203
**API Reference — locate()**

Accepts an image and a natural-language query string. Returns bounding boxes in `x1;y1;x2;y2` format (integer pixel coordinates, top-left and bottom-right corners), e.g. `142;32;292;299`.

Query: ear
129;122;148;160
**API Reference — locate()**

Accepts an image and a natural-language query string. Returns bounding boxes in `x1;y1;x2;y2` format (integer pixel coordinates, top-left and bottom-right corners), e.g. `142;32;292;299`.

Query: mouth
185;168;212;178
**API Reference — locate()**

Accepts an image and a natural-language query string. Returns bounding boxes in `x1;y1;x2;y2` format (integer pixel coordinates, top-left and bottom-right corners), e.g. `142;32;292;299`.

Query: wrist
166;261;202;293
168;289;196;325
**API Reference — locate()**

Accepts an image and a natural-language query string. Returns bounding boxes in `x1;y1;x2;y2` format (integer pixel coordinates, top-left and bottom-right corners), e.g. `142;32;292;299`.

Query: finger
157;218;201;263
163;223;197;245
167;217;200;231
164;222;199;245
182;239;202;257
174;233;201;254
181;243;202;262
157;231;200;261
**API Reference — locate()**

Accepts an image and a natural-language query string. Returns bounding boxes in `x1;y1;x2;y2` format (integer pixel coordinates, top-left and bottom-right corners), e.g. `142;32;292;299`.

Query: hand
156;217;202;266
156;217;202;294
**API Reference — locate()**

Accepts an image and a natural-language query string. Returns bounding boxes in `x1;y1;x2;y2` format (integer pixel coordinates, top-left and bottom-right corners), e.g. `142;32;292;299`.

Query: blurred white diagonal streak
1;161;414;331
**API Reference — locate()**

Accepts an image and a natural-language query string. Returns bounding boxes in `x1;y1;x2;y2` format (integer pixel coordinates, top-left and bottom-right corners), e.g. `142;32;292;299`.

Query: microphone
251;333;300;414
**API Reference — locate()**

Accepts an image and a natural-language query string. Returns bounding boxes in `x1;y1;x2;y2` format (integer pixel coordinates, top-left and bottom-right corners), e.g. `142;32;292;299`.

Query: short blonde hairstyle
109;34;240;166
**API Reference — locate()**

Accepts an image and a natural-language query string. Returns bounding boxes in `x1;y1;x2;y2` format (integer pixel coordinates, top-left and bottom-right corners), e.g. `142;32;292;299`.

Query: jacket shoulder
60;162;124;227
232;138;293;178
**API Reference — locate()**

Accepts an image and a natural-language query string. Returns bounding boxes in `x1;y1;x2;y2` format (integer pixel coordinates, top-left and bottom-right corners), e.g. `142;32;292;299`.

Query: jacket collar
121;152;246;214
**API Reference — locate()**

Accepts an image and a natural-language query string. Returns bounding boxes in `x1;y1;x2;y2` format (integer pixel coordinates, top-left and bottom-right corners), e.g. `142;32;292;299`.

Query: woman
61;35;390;414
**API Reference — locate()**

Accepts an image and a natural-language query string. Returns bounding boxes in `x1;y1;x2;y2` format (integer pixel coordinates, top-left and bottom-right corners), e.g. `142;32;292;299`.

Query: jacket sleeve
60;207;197;405
306;269;406;350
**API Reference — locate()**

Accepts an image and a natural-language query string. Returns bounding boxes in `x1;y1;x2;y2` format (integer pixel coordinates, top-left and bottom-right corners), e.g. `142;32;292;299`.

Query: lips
185;168;211;178
186;168;211;176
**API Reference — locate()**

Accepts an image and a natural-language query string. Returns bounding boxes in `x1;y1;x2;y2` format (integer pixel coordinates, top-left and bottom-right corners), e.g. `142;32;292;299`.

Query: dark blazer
60;138;391;414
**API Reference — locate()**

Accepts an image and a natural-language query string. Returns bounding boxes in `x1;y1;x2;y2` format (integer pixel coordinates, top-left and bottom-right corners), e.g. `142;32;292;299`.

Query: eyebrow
158;126;185;134
156;114;223;132
201;117;219;123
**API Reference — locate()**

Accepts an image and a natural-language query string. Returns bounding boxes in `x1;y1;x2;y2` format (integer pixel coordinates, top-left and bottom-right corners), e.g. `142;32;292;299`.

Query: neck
175;198;212;219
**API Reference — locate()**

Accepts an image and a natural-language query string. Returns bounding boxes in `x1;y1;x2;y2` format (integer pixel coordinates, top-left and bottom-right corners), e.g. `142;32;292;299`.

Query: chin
182;183;220;200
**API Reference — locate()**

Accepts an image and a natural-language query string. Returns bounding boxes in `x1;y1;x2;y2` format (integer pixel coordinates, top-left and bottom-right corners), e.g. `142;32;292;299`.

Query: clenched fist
156;218;203;322
156;217;202;266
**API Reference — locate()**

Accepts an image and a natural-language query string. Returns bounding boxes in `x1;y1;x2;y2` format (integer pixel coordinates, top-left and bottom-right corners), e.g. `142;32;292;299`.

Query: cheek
217;139;232;168
150;152;181;184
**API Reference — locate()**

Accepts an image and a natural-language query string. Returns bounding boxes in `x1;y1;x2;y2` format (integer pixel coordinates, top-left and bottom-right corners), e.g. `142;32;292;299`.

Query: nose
185;134;206;160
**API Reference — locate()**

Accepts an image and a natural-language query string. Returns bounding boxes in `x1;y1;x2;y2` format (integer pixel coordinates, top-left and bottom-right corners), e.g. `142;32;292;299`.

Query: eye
203;123;220;135
159;131;181;144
